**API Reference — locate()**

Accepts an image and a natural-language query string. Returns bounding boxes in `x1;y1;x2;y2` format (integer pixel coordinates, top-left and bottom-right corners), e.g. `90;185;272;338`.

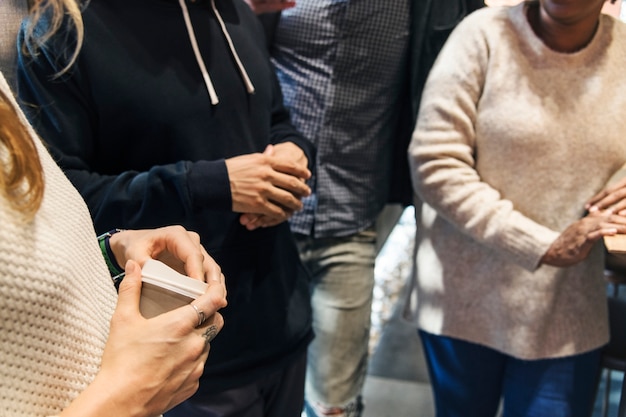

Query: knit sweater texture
0;73;116;416
406;2;626;359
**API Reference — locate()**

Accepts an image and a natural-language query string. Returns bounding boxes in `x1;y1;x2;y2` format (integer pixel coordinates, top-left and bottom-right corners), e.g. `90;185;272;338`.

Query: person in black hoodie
17;0;315;416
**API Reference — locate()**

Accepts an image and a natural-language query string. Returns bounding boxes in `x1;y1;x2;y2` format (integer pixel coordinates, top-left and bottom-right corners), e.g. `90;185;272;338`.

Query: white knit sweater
0;73;117;416
407;2;626;359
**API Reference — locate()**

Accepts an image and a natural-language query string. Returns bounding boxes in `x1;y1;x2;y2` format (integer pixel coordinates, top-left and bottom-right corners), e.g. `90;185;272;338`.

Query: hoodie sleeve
16;25;232;234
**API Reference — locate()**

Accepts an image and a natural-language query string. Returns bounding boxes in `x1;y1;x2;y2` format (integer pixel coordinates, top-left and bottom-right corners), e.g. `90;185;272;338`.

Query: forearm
59;375;149;417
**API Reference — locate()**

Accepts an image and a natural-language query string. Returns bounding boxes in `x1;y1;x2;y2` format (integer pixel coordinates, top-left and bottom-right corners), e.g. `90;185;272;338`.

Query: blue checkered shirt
272;0;411;238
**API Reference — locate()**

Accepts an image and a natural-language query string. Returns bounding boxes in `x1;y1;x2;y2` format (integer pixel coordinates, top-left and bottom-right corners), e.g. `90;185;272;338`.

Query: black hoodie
18;0;314;394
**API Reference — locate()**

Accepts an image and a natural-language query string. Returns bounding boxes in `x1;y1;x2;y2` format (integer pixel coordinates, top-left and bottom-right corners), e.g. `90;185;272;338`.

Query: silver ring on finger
190;304;206;328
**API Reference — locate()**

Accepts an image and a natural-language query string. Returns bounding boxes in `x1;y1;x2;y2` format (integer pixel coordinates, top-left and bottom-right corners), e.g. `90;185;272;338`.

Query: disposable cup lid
141;259;208;299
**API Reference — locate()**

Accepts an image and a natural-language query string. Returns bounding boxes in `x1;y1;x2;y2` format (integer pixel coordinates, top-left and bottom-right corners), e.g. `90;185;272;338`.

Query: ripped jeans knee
305;396;364;417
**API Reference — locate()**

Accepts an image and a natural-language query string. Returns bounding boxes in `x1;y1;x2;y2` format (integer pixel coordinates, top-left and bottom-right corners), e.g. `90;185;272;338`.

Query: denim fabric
295;230;377;417
304;396;363;417
419;330;602;417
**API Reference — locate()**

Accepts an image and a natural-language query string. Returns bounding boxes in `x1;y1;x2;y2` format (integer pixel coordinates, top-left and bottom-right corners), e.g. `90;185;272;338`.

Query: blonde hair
22;0;84;75
0;90;44;218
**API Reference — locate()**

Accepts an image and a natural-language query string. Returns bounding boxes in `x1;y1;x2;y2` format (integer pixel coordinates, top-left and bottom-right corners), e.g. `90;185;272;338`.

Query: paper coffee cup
140;259;208;319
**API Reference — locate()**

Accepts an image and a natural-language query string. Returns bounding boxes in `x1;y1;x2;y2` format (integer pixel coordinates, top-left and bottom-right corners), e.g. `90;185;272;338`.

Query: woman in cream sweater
408;0;626;416
0;75;228;416
0;3;227;415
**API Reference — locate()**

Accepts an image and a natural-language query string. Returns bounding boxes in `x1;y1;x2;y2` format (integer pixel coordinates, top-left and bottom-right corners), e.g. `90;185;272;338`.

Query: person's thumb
115;260;142;315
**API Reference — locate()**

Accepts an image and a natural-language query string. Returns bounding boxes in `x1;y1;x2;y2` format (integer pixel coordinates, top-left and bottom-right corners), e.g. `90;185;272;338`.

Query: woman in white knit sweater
0;78;228;416
407;0;626;416
0;3;228;416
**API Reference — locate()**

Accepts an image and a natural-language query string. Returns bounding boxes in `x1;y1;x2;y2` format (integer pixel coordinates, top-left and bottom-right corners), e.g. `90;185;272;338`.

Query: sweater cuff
189;159;232;211
497;216;561;272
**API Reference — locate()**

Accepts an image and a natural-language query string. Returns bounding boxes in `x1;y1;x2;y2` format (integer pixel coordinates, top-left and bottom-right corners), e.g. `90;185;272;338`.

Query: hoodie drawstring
209;0;255;95
178;0;256;106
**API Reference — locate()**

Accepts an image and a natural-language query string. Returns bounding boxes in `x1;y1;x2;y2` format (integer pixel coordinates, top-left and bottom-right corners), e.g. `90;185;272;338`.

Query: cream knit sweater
0;73;117;416
407;2;626;359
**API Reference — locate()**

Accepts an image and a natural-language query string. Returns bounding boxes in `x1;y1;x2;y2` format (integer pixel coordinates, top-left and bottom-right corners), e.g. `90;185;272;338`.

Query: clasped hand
541;179;626;267
586;175;626;216
226;142;312;231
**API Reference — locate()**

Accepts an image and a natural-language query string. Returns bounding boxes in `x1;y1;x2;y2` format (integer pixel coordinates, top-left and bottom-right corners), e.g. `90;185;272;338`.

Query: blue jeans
295;230;377;417
419;330;602;417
